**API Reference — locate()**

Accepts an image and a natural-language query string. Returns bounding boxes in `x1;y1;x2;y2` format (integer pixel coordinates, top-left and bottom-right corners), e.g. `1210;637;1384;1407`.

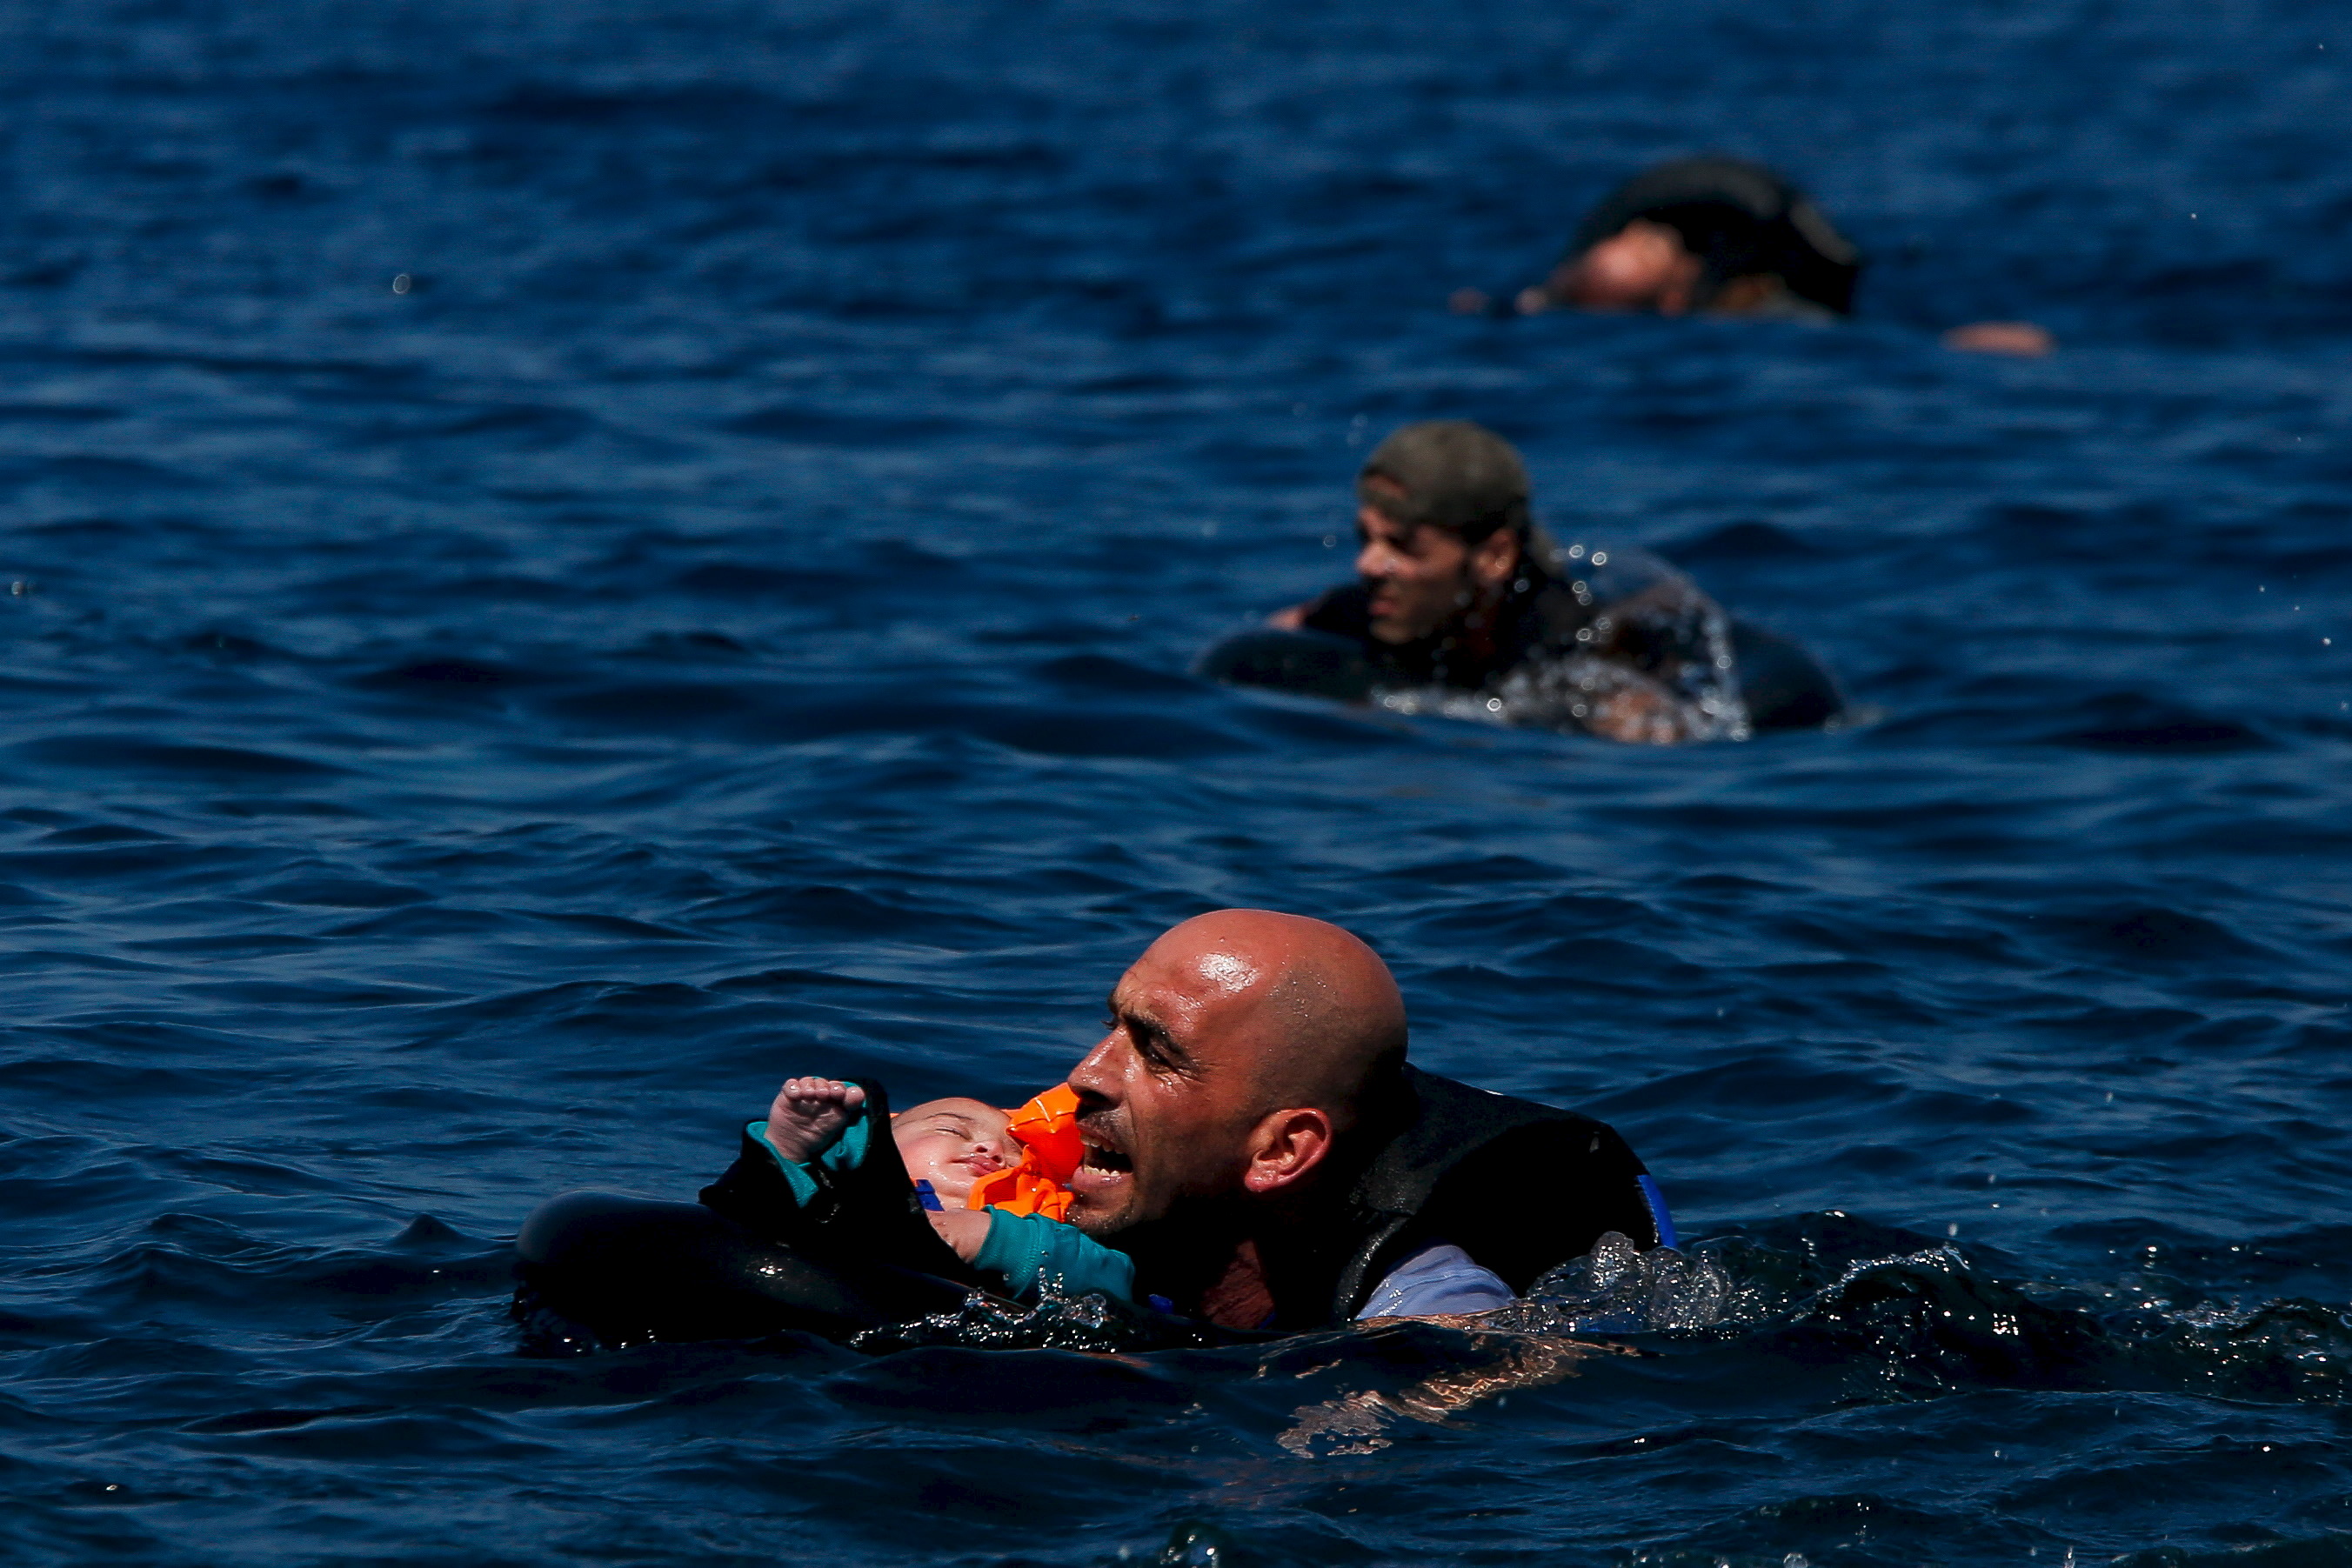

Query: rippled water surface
4;1;2351;1563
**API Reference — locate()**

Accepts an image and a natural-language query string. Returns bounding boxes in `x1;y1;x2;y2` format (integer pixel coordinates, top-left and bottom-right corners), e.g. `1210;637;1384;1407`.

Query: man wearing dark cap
1520;156;1863;322
1263;420;1762;745
1452;155;2053;355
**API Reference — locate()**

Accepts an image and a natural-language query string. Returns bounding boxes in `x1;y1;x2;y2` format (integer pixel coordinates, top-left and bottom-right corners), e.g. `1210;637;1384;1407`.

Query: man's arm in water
1355;1242;1516;1318
1942;320;2055;357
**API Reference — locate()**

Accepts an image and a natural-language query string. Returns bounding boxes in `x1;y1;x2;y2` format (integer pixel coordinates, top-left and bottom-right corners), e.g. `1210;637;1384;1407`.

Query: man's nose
1066;1034;1121;1107
1356;537;1392;578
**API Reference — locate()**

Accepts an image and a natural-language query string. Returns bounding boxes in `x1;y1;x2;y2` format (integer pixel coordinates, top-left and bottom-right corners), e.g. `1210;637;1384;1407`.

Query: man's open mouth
1079;1144;1133;1173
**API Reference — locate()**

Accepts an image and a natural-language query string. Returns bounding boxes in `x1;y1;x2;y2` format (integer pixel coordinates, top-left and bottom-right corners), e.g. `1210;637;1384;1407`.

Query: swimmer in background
1450;155;2055;357
1256;419;1763;744
738;1076;1137;1304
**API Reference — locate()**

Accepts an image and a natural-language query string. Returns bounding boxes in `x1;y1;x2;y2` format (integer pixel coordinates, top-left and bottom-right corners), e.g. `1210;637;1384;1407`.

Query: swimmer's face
1553;219;1703;316
1061;936;1276;1234
890;1098;1016;1206
1354;479;1520;644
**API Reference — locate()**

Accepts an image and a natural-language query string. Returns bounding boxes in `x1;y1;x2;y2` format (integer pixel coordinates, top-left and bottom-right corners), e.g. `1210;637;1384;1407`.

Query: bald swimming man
1058;910;1671;1329
521;914;1669;1342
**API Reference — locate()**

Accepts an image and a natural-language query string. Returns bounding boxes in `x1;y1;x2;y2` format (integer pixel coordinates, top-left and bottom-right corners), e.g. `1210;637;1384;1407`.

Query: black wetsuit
1200;530;1841;737
1117;1064;1667;1330
1298;573;1569;691
1572;156;1862;317
1294;535;1753;743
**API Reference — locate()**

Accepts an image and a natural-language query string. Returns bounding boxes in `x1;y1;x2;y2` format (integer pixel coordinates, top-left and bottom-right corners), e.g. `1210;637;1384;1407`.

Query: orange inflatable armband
966;1083;1083;1224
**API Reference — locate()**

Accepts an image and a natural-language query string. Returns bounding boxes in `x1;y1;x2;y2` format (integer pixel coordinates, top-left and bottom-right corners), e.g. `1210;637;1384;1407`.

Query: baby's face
891;1097;1017;1205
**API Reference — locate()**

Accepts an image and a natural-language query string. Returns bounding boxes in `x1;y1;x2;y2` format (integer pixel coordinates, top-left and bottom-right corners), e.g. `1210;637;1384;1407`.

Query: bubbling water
1373;539;1751;744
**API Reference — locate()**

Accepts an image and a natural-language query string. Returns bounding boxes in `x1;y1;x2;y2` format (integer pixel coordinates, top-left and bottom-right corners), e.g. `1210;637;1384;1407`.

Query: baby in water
749;1076;1135;1304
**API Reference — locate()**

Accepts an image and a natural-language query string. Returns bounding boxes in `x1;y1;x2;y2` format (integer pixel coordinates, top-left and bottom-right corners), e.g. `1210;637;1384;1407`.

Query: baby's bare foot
764;1077;867;1162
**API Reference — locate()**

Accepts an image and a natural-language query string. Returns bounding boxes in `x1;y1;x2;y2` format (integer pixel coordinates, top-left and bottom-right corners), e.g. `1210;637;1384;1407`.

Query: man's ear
1240;1107;1335;1196
1470;528;1520;591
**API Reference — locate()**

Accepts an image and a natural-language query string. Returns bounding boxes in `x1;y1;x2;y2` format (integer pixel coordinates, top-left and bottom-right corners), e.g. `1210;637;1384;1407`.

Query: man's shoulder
1359;1065;1620;1211
1336;1064;1659;1311
1297;581;1373;639
1497;572;1597;660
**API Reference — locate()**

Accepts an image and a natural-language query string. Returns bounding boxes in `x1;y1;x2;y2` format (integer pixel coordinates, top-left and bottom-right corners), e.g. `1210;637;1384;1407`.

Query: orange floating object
967;1083;1083;1223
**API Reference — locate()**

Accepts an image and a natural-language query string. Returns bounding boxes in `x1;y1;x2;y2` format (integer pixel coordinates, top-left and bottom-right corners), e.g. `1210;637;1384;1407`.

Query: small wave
1512;1219;2352;1408
849;1287;1217;1356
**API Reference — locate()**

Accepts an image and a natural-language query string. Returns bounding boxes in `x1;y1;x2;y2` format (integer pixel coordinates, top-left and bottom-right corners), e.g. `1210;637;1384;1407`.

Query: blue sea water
3;0;2350;1562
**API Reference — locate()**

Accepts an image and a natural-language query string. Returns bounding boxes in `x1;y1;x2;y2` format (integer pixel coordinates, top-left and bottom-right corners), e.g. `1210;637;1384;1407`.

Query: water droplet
391;272;412;294
1321;534;1336;548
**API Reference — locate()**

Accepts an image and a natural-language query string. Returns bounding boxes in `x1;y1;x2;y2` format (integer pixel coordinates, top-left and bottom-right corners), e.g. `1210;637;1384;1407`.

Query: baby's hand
925;1205;992;1264
763;1077;867;1163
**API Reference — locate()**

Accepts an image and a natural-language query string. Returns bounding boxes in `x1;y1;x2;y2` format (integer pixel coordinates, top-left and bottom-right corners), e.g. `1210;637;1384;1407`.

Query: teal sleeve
746;1099;874;1209
973;1210;1137;1302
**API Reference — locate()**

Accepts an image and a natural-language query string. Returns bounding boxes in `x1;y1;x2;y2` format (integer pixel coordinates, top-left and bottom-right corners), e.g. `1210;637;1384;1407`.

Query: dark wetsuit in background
1199;524;1844;739
1571;157;1863;319
1293;530;1753;744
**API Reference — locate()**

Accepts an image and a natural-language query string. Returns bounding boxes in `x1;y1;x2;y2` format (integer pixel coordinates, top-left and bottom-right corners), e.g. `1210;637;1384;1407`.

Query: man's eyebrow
1108;991;1197;1075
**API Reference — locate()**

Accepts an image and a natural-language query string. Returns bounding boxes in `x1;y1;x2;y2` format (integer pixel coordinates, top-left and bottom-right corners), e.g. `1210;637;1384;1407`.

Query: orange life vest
966;1083;1083;1223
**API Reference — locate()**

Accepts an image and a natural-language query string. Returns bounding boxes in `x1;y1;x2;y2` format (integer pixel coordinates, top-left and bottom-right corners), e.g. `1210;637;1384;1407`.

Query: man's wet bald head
1063;910;1409;1232
1148;909;1408;1119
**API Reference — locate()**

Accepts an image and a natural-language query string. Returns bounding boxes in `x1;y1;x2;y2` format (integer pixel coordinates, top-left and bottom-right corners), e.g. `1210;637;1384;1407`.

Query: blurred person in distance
1450;155;2054;357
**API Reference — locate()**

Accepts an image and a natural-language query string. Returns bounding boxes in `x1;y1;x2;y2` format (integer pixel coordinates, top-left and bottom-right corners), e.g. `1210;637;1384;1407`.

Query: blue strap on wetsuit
1637;1174;1678;1251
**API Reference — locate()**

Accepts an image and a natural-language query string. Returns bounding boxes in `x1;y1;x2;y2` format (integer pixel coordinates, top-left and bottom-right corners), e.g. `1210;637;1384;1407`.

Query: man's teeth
1081;1146;1133;1172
